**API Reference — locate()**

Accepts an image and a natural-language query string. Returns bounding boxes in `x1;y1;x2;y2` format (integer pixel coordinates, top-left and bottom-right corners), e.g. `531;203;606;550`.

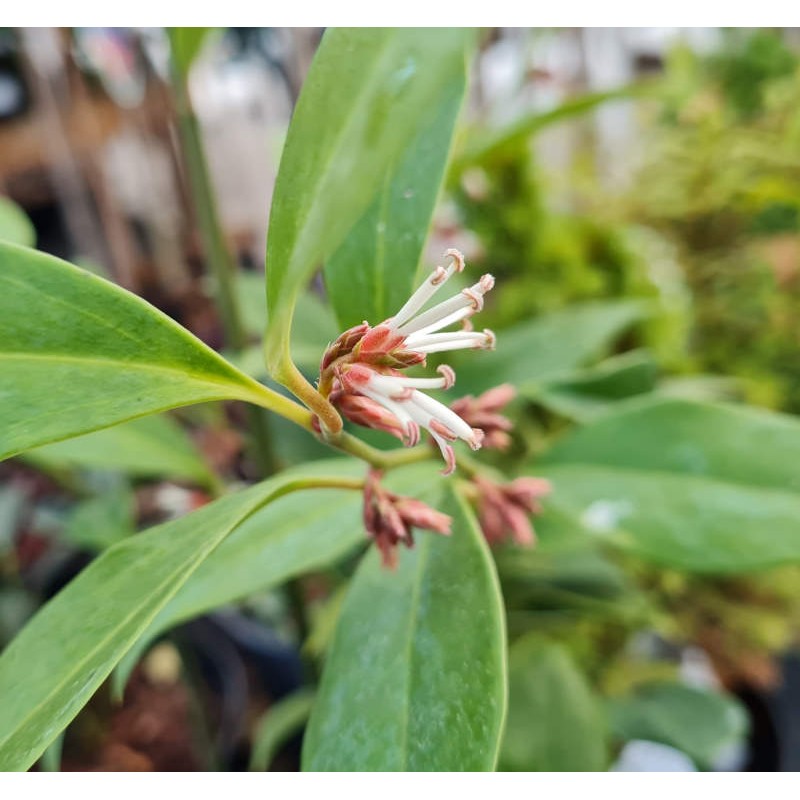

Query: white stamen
405;390;475;442
396;291;472;336
359;385;417;438
362;373;474;445
396;275;494;338
388;250;463;330
367;372;452;395
429;430;457;476
404;421;421;447
330;244;495;473
398;302;476;338
437;364;456;389
345;360;482;469
406;331;494;354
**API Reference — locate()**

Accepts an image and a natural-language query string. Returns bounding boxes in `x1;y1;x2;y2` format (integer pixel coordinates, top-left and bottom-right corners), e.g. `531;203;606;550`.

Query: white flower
321;249;496;475
337;363;483;474
386;248;495;353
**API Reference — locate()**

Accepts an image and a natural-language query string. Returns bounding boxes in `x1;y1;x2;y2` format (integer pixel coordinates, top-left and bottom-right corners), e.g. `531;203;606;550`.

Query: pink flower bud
472;474;552;547
450;384;517;451
320;322;369;369
317;249;498;474
363;470;452;569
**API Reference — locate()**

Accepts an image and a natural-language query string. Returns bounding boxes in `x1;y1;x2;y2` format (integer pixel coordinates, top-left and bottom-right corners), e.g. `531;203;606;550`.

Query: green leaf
249;689;316;771
497;511;635;616
112;461;432;697
23;415;214;487
169;27;215;77
304;584;349;660
0;470;351;771
502;520;645;639
64;485;135;551
324;66;467;329
235;273;338;372
542;397;800;572
303;486;506;772
454;83;650;170
455;300;645;395
0;242;277;461
154;461;366;624
0;197;35;248
500;635;608;772
264;28;473;369
657;374;742;403
531;351;658;422
608;682;748;769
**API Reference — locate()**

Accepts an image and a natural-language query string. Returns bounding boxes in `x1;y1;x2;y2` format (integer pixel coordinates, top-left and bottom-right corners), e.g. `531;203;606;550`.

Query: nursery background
2;26;800;772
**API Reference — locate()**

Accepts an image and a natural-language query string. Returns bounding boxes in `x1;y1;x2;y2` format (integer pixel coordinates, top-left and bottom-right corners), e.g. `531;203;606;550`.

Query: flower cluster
319;249;553;565
471;476;552;546
363;469;452;569
449;384;516;451
318;249;496;475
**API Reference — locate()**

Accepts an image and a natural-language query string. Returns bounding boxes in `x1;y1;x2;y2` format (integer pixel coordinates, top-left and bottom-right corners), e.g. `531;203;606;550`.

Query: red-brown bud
472;474;551;547
320;322;370;370
363;469;452;569
450;384;517;451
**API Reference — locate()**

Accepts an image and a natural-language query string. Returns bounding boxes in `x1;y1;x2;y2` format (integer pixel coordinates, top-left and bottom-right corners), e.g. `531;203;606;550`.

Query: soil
61;669;202;772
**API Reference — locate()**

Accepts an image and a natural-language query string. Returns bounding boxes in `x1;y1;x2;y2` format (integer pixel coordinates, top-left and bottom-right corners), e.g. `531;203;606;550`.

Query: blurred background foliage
3;26;800;771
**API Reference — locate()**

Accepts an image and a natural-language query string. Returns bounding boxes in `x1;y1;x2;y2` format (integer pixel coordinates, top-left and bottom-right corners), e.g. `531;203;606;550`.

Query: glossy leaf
23;415;214;487
542;397;800;572
500;635;608;772
609;682;748;769
324;67;467;329
235;272;338;372
153;460;368;626
531;351;658;422
0;242;279;461
454;300;645;395
249;689;316;771
0;471;350;771
0;197;35;247
303;486;506;772
113;462;432;696
264;28;473;369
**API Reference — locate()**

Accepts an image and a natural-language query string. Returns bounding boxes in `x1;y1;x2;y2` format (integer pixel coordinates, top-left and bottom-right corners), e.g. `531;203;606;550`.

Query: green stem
275;357;343;435
38;732;63;772
249;385;432;471
172;71;246;351
281;476;365;494
172;66;284;474
245;383;314;430
324;432;432;470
